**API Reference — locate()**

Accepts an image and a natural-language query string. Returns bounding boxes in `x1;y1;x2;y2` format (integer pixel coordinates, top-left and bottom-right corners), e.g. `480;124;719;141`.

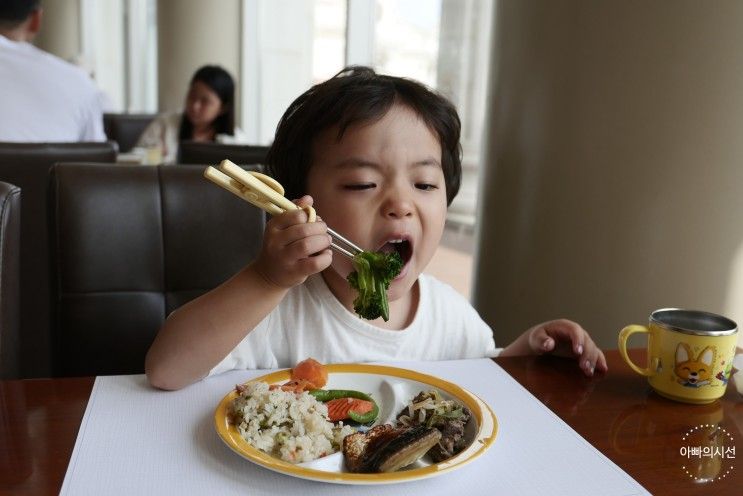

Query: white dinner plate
214;363;498;485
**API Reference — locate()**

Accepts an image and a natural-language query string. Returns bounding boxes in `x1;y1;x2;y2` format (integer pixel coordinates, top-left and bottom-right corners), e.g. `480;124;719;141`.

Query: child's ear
698;347;714;367
676;343;690;364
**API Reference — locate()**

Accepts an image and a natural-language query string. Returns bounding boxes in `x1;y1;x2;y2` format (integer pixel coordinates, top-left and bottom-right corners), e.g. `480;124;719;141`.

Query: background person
135;64;247;164
0;0;105;142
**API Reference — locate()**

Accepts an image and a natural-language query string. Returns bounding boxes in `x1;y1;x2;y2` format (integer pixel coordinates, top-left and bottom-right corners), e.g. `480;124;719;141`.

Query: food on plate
343;424;442;473
290;357;328;388
346;250;403;321
229;359;472;472
309;389;380;424
269;357;328;393
396;390;472;462
230;381;354;463
326;398;375;422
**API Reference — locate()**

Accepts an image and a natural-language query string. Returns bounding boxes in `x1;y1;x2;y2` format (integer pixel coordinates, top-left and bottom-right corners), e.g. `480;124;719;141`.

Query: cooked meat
342;424;441;473
427;412;469;462
343;424;395;472
395;390;472;462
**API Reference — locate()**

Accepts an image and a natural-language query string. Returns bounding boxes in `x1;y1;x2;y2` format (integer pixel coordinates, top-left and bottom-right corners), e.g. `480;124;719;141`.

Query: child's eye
344;183;376;190
415;183;439;191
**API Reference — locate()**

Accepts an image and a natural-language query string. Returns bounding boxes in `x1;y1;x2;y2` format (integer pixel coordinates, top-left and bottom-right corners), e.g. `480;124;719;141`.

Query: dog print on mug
674;343;715;388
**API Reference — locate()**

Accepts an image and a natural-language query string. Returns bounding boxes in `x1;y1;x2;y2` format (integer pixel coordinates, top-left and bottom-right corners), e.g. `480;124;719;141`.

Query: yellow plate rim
214;363;498;485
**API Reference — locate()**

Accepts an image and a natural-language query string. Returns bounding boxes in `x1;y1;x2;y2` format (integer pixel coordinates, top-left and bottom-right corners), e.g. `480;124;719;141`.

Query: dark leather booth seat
49;163;265;376
0;181;21;379
178;141;270;166
0;141;117;378
103;113;157;153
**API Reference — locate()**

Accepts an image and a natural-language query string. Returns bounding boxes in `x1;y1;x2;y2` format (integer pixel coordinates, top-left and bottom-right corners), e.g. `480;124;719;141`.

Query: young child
145;66;607;390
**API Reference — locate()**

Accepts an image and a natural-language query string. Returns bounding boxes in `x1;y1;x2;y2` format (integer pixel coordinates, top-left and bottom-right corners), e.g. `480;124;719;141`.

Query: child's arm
500;319;608;376
145;196;332;390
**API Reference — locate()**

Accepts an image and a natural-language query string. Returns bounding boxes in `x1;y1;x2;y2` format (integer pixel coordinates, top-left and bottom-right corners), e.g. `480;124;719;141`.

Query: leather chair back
0;182;21;379
103;113;157;153
49;163;265;376
178;141;269;165
0;141;117;377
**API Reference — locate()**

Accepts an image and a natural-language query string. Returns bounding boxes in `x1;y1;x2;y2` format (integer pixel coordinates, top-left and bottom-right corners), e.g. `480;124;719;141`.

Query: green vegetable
346;251;403;321
309;389;380;424
426;408;464;428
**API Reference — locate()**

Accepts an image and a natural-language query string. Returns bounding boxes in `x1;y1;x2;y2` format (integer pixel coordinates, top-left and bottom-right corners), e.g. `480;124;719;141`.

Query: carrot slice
325;397;374;422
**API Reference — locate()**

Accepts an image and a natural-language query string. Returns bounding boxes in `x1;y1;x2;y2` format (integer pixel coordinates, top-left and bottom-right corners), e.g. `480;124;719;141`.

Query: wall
157;0;241;116
34;0;80;60
475;0;743;349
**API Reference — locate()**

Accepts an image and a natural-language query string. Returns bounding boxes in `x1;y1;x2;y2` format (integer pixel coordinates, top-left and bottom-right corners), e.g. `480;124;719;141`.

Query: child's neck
320;270;419;330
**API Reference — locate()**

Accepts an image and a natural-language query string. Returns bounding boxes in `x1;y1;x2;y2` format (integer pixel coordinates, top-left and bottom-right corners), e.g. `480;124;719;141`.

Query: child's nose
383;197;413;219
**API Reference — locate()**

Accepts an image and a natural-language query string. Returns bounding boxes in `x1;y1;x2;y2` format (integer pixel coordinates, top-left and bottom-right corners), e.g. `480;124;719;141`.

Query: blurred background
34;0;486;299
30;0;743;350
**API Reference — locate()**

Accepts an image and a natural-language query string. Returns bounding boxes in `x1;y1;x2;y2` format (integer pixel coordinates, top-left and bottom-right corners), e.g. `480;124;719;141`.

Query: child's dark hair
179;65;235;140
266;66;462;205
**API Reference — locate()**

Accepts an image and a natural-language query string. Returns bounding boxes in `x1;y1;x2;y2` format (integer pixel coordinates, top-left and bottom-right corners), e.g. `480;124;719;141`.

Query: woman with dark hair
135;64;247;163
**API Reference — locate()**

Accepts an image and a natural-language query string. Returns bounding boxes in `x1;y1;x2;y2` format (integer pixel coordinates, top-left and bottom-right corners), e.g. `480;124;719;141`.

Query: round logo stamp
679;424;736;482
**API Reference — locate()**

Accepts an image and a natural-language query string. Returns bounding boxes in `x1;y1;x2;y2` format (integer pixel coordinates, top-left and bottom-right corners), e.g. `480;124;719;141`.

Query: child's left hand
502;319;608;376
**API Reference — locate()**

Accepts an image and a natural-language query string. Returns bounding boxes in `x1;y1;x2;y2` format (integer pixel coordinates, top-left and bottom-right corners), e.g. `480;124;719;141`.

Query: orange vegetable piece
268;379;315;393
290;358;328;389
325;397;374;422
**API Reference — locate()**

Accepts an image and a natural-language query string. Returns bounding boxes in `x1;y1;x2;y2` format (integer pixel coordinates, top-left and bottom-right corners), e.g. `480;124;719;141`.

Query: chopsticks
204;160;363;259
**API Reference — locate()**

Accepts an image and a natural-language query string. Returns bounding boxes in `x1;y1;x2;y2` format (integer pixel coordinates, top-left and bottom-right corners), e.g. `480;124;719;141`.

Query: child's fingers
592;347;608;373
293;195;313;207
577;339;607;376
286;233;332;259
279;221;328;247
533;319;608;376
541;319;586;355
527;326;556;355
296;249;332;274
268;207;316;230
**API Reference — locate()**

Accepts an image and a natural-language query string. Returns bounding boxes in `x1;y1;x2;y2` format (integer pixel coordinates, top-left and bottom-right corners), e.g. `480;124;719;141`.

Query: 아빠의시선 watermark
679;424;736;482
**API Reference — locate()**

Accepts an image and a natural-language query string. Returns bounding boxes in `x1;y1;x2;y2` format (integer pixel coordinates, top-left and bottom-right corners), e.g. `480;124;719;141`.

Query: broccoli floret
346;251;403;321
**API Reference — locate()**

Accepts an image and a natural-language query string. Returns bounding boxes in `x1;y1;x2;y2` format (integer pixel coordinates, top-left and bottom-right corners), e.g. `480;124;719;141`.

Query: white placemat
60;359;649;495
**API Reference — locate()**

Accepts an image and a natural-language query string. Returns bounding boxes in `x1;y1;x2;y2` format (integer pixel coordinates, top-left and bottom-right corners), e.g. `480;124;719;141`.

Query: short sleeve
207;312;278;376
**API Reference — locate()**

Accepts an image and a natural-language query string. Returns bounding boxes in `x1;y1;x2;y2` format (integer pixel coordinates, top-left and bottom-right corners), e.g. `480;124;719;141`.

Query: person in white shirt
135;65;248;164
145;67;608;390
0;1;105;142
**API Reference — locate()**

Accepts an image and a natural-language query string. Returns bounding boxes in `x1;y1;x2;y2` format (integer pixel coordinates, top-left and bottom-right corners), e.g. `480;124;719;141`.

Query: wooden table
0;349;740;495
497;348;742;496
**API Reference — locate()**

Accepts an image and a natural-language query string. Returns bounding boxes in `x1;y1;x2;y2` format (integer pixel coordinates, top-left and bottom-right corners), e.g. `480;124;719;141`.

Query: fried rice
231;381;355;463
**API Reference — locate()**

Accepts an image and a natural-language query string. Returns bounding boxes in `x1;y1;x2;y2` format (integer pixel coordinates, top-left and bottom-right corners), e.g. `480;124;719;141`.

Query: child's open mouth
378;237;413;280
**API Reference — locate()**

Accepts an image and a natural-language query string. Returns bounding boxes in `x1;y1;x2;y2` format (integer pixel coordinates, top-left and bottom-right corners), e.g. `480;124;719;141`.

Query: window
242;0;492;227
79;0;158;112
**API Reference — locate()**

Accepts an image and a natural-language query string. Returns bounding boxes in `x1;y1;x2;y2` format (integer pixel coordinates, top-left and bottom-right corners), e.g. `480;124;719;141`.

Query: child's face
306;103;448;301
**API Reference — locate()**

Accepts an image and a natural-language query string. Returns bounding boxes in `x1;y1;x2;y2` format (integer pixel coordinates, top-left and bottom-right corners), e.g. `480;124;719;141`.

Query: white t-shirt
0;35;105;142
209;273;499;375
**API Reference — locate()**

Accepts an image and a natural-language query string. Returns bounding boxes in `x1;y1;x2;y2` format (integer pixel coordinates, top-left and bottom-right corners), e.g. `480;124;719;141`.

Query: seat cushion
0;141;117;377
50;163;265;376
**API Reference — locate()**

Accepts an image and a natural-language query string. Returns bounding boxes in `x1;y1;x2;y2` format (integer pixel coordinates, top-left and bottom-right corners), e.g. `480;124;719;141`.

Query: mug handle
618;325;655;376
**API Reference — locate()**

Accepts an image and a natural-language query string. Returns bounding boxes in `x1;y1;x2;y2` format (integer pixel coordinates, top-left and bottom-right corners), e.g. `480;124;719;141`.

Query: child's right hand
252;195;333;289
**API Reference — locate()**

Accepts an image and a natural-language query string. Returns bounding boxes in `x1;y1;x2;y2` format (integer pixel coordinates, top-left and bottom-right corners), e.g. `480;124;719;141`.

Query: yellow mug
618;308;738;404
